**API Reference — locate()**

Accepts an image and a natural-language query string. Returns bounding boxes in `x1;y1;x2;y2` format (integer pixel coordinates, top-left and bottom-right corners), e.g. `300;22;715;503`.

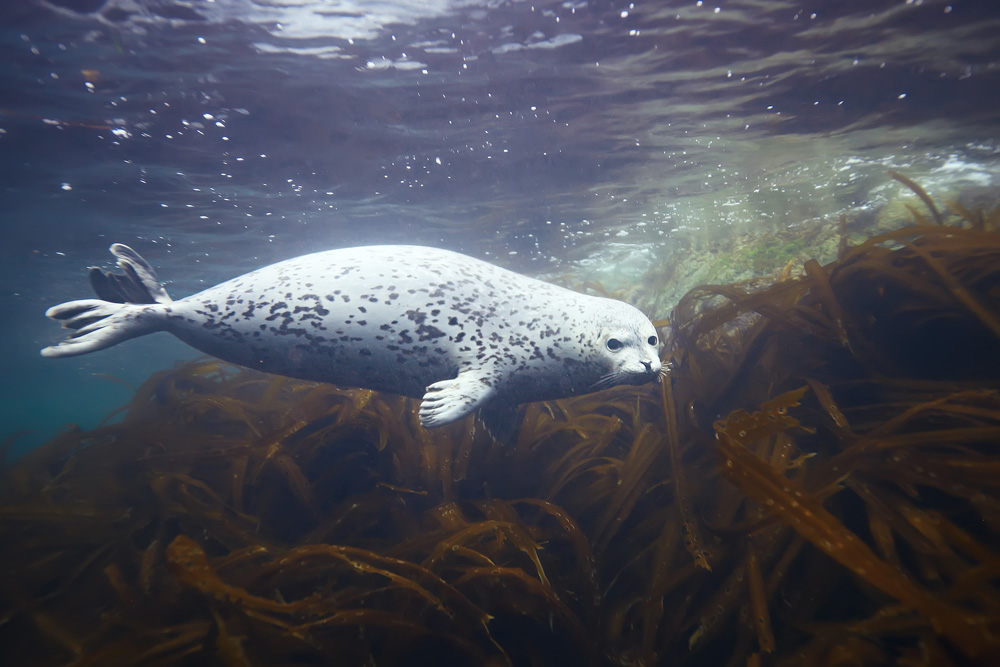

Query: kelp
2;179;1000;665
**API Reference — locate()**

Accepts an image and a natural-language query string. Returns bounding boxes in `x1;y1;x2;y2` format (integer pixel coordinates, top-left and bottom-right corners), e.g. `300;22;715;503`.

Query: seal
42;244;662;439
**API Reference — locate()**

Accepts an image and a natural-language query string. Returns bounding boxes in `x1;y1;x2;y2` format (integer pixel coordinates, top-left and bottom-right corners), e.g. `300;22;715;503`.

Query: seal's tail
41;244;172;358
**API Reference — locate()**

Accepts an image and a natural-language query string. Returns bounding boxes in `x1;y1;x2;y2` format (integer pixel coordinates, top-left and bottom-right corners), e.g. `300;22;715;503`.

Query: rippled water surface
2;0;999;451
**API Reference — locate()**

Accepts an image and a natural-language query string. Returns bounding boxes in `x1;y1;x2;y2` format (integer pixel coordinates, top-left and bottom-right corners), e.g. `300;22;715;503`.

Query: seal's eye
606;338;623;351
648;335;658;346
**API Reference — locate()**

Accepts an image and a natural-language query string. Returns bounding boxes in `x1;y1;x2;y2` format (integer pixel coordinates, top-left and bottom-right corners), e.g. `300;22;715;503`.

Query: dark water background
2;0;999;455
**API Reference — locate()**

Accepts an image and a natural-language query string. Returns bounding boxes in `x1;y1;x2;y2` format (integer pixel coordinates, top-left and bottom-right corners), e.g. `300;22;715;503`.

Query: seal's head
589;300;663;391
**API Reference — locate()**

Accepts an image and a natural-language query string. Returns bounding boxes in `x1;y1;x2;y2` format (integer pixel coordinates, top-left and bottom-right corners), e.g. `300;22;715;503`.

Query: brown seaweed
2;181;1000;665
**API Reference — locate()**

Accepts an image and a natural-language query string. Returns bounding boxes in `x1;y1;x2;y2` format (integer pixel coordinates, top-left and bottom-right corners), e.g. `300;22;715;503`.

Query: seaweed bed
3;181;1000;666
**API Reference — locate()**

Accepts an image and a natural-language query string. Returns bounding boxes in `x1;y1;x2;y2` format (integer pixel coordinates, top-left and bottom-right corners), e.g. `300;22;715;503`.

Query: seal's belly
162;247;526;397
171;306;457;398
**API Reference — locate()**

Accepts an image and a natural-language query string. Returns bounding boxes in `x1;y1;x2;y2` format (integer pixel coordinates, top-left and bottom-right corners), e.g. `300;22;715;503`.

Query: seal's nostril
641;360;652;371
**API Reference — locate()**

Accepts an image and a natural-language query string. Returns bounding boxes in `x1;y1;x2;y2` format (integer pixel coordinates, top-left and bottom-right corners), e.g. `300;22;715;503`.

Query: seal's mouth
641;368;663;385
633;364;667;386
589;365;664;392
624;368;662;387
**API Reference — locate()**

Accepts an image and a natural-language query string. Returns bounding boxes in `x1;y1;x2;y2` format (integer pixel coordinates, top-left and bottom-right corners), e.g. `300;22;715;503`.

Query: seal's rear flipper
41;244;170;358
89;243;172;304
41;300;164;358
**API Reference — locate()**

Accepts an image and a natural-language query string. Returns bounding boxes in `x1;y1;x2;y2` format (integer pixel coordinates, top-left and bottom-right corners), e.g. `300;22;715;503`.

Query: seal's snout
641;356;663;383
626;357;662;385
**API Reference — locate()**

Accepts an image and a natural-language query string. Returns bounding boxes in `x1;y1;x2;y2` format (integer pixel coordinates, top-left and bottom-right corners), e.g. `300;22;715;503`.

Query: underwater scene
3;0;1000;665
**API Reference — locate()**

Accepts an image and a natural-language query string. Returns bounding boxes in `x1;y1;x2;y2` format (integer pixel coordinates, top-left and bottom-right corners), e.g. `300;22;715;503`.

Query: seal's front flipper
419;368;496;428
477;399;522;445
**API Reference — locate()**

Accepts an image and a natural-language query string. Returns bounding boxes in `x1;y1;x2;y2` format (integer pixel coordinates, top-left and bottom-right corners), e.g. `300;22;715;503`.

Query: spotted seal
42;244;662;439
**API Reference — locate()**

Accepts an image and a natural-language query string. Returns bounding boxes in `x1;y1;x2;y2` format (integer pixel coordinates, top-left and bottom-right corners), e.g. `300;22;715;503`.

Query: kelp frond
3;179;1000;665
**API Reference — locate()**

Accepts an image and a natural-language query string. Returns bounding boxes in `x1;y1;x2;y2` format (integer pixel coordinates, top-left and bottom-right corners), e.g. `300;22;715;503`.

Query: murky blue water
2;0;999;456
